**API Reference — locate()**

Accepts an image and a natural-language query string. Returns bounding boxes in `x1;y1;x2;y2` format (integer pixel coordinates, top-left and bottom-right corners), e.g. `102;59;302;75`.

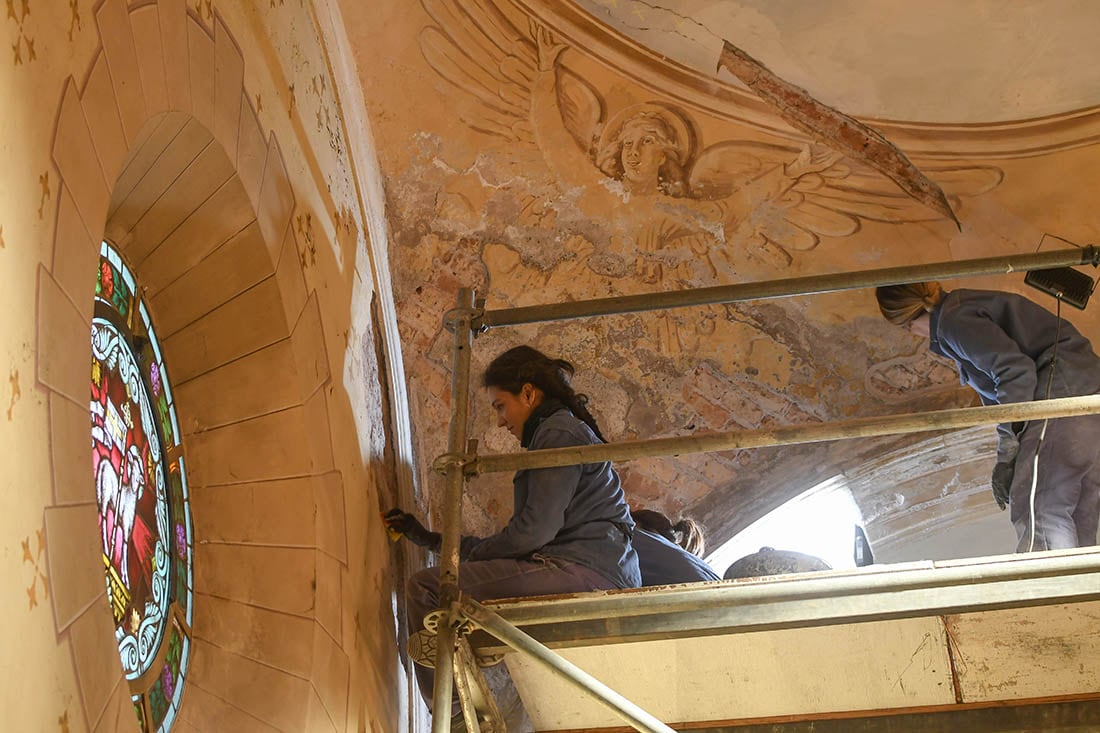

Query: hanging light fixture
1025;234;1097;309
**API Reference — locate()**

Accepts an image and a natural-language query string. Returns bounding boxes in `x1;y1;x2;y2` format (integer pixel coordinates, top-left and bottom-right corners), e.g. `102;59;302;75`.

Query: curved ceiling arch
517;0;1100;158
573;0;1100;124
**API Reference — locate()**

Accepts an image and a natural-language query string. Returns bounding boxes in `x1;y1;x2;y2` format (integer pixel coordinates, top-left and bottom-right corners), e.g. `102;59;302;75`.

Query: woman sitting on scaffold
384;345;641;719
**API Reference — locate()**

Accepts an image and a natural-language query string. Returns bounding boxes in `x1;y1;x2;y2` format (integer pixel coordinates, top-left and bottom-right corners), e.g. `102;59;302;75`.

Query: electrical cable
1026;295;1063;552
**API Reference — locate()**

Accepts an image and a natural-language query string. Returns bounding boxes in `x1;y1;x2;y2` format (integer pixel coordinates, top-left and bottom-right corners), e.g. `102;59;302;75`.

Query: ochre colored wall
1;1;407;731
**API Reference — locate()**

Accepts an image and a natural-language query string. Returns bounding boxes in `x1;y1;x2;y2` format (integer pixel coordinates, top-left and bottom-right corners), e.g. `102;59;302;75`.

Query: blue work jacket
633;528;719;586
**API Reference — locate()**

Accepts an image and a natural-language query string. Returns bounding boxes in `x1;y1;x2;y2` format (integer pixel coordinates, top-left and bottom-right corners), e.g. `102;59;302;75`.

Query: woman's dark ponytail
483;345;606;442
633;509;706;557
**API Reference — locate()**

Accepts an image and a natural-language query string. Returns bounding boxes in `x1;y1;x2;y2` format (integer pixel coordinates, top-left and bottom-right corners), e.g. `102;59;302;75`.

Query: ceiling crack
589;0;723;48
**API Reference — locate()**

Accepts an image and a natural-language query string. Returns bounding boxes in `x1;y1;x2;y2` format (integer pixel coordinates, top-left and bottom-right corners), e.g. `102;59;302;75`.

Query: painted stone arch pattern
91;241;194;732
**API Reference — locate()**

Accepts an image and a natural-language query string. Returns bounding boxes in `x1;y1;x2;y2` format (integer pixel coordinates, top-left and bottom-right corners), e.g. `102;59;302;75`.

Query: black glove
383;509;441;551
991;461;1015;511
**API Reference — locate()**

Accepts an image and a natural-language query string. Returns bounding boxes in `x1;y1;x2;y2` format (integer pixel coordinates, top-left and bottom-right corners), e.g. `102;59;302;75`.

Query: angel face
618;119;671;192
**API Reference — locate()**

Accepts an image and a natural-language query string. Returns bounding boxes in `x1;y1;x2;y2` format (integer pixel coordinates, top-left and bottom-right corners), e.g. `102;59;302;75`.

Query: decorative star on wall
58;710;70;733
7;0;36;67
295;211;316;267
21;526;48;610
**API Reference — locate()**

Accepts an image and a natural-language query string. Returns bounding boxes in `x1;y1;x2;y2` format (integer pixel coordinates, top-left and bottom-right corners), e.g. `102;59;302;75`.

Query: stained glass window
91;241;193;732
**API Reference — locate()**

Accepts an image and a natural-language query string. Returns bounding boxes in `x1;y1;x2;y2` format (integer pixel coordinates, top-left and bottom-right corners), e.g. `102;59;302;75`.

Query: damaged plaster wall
346;0;1100;565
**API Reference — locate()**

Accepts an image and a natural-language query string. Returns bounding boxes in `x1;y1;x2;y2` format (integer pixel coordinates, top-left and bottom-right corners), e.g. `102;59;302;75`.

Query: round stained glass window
91;241;193;732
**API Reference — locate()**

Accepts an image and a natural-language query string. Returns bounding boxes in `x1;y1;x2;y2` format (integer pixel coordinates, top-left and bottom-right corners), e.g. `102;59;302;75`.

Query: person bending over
385;345;640;718
876;281;1100;552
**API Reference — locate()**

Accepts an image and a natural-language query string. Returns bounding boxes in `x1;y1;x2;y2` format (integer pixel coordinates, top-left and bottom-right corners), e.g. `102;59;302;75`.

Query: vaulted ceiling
338;0;1100;567
577;0;1100;123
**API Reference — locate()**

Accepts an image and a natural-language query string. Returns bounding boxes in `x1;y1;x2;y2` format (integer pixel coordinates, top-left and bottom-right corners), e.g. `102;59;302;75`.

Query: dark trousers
406;555;614;713
1010;413;1100;552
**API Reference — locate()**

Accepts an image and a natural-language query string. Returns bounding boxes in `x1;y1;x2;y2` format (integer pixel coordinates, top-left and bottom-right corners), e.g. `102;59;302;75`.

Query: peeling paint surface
947;601;1100;702
348;0;1100;562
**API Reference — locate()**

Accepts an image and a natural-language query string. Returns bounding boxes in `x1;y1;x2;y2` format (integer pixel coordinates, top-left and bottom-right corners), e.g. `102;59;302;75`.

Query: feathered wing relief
419;0;538;142
690;142;1004;262
419;0;1004;271
866;352;967;405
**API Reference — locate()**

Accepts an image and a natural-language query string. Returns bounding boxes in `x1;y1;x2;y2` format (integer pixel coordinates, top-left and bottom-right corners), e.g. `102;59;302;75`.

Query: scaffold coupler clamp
442;300;486;335
411;596;472;669
471;297;488;335
423;595;475;637
1084;244;1100;267
432;439;480;477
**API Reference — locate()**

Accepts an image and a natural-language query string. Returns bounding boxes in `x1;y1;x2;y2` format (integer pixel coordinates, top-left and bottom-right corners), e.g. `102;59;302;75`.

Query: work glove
383;509;441;551
990;461;1015;511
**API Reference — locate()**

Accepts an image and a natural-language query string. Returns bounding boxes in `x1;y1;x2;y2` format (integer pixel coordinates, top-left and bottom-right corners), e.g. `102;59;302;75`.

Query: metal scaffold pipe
472;394;1100;474
460;598;677;733
479;246;1098;328
480;548;1100;628
431;288;476;733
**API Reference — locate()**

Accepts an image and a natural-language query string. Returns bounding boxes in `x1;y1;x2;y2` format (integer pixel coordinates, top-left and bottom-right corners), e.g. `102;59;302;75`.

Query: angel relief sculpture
581;97;848;279
421;3;1003;282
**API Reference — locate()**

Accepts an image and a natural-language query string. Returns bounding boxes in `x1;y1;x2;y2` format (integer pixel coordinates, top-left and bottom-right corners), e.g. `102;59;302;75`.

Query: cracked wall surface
345;0;1100;565
575;0;1100;123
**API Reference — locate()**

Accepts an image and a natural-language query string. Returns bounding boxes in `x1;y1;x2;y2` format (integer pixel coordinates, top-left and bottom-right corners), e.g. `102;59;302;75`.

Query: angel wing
689;141;1003;257
419;0;603;153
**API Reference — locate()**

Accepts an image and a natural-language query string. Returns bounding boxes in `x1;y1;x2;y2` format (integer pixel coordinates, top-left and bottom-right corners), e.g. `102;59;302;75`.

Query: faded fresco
360;0;1050;548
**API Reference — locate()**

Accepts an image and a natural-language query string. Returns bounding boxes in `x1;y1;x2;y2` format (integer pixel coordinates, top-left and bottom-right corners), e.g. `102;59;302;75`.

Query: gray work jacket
929;288;1100;463
461;407;642;589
